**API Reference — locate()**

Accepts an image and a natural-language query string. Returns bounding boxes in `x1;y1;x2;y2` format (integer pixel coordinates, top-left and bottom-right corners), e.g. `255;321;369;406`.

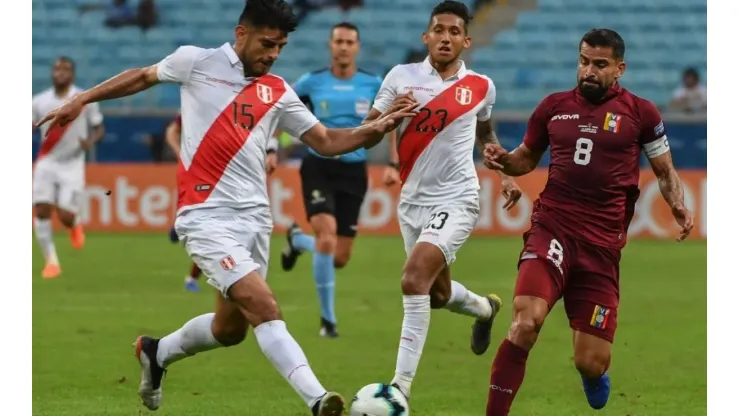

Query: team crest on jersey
256;84;274;104
219;255;236;271
590;305;610;329
455;86;473;105
603;112;622;133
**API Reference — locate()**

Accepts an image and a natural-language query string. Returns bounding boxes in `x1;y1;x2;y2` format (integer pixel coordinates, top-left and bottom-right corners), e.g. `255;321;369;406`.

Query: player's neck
53;85;71;98
331;64;356;80
429;59;461;80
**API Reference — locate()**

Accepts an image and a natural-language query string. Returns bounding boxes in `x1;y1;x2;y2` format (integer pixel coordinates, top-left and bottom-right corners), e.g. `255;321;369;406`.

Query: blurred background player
483;29;694;415
32;56;105;279
280;22;400;338
164;113;203;292
365;1;522;401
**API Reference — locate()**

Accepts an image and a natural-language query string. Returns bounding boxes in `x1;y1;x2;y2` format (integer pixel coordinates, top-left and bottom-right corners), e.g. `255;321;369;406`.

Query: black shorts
299;154;368;238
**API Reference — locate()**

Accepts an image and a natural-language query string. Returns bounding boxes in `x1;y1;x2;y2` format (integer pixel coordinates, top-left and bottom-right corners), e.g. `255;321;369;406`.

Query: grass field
33;233;706;416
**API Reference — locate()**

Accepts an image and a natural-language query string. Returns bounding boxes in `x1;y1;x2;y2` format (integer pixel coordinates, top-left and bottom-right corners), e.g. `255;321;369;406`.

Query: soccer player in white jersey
363;1;523;401
32;57;105;279
35;1;415;415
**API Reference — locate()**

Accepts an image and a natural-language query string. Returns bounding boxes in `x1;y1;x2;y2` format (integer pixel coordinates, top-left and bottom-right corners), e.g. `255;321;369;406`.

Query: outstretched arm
485;143;544;177
648;150;693;241
77;66;160;105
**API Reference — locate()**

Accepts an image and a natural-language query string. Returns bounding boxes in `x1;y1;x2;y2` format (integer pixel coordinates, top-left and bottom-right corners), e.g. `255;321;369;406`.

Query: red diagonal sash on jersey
38;120;75;159
397;74;489;183
177;74;285;209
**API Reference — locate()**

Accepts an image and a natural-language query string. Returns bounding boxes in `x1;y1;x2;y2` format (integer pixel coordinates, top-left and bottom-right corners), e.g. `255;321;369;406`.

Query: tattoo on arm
656;167;685;209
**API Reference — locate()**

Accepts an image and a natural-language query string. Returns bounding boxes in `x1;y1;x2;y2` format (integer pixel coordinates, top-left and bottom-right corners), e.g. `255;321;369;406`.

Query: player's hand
79;138;94;151
265;152;278;175
36;96;85;132
500;177;522;210
483;143;508;170
373;103;419;134
389;91;418;110
383;166;401;186
671;205;694;242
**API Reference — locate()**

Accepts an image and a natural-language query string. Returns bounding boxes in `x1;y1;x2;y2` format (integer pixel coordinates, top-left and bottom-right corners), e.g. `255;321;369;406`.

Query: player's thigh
243;230;271;280
32;166;58;210
175;214;262;299
226;269;281;327
300;156;336;220
56;179;84;221
563;243;621;343
514;223;572;308
397;202;425;258
416;201;479;265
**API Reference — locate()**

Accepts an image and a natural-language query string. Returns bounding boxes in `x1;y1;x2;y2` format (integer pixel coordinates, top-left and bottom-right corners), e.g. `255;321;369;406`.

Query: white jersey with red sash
372;57;496;207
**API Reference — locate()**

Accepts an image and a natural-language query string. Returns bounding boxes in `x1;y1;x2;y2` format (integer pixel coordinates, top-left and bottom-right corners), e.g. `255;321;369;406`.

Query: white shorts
32;163;84;214
175;209;271;298
397;199;480;265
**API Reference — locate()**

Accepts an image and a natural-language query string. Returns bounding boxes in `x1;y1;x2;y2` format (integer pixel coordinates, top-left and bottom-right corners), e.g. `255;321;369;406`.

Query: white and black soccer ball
350;383;409;416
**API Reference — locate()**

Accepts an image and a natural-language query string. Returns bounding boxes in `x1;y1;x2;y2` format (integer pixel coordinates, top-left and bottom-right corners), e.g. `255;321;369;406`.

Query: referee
281;22;400;338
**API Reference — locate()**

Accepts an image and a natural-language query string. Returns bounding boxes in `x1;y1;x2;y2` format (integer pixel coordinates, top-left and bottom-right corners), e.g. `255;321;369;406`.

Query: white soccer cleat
134;336;166;411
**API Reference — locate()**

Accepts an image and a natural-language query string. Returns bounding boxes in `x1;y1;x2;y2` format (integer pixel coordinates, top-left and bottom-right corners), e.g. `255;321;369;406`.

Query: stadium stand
32;0;706;111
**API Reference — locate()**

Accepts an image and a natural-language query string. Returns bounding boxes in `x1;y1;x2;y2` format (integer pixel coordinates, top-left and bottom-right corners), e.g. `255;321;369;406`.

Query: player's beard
578;80;608;103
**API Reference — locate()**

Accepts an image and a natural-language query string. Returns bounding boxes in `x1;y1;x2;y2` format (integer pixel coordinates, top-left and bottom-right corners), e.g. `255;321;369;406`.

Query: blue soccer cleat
184;278;200;293
582;373;610;410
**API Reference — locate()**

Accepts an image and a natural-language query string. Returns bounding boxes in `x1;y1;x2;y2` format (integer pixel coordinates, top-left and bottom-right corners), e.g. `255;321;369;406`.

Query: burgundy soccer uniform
515;83;669;342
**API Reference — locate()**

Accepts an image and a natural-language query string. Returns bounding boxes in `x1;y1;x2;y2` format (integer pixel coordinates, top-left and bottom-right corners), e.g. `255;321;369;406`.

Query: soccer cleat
582;373;611;410
134;336;166;411
70;225;85;250
42;263;61;279
319;318;339;338
470;294;503;355
168;226;179;243
311;391;345;416
184;278;200;293
391;382;410;402
281;222;304;271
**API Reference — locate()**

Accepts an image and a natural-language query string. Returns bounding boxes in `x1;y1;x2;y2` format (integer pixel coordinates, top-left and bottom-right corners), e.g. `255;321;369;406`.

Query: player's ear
234;24;248;42
463;35;472;50
615;60;626;79
422;31;429;46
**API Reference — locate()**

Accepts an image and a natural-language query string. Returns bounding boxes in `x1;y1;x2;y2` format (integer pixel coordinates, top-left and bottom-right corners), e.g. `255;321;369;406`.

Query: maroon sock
190;263;202;279
486;339;530;416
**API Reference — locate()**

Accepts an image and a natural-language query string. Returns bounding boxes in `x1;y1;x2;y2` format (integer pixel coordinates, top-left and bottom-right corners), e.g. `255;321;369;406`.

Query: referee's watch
389;162;400;171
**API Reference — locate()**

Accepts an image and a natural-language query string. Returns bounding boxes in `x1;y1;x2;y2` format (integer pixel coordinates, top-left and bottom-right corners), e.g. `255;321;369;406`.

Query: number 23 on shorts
424;211;449;231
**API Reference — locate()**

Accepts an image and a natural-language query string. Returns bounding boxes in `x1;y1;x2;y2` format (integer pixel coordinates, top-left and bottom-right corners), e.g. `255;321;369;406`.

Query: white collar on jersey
422;56;467;80
221;42;241;66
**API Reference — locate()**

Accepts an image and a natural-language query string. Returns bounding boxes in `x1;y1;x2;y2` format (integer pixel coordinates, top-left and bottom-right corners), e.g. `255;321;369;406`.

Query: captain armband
642;136;670;159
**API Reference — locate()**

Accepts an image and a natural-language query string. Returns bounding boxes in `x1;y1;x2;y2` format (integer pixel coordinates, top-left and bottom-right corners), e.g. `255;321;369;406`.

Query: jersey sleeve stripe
177;74;286;209
397;74;490;183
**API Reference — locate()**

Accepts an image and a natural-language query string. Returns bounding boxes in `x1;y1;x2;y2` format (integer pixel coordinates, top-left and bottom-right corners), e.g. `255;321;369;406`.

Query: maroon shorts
515;221;621;343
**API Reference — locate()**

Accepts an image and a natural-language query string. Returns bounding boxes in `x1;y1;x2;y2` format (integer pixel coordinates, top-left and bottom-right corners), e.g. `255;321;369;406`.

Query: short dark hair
331;22;360;40
581;29;625;60
683;67;699;80
55;56;75;71
239;0;298;34
429;0;471;32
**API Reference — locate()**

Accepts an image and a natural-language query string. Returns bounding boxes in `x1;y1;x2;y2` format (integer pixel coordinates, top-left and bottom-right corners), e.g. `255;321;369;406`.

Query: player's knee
211;320;247;347
401;260;434;296
315;232;337;254
574;348;610;379
333;252;350;269
35;204;52;219
57;211;75;228
508;297;548;350
428;284;451;309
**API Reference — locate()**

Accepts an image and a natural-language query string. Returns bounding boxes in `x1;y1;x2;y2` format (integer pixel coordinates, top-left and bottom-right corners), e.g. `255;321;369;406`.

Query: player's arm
476;118;523;209
165;118;182;157
641;102;694;241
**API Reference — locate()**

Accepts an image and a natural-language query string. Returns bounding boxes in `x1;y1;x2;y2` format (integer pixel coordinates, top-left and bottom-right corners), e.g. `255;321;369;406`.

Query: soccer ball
350;383;409;416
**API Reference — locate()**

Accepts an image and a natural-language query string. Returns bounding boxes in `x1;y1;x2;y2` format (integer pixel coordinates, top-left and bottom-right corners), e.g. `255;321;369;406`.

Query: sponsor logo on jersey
355;99;370;116
579;123;598;134
603;112;622;133
455;86;473;105
402;85;434;93
195;184;212;192
552;114;580;121
219;255;236;271
490;385;514;394
256;84;273;104
310;189;325;205
590;305;610;329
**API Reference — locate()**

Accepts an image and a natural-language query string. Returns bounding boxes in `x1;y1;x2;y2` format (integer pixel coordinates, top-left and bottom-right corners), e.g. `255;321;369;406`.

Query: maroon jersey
523;83;669;249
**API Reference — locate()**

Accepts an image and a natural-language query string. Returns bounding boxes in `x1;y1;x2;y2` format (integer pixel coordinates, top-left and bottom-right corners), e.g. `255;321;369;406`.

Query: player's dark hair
331;22;360;40
683;67;699;80
238;0;298;34
581;29;625;60
429;0;471;32
55;56;75;71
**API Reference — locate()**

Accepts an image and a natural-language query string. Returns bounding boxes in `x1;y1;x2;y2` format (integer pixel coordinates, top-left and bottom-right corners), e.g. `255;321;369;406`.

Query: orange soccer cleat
70;224;85;250
42;263;61;279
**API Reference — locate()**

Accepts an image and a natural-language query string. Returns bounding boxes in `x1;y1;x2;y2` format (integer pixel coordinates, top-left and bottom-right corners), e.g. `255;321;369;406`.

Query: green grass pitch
33;234;706;415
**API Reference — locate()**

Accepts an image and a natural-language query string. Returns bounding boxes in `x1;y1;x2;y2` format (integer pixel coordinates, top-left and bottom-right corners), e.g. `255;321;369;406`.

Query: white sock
391;295;431;398
34;218;58;265
254;320;327;408
444;280;493;321
156;313;223;368
185;275;197;283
